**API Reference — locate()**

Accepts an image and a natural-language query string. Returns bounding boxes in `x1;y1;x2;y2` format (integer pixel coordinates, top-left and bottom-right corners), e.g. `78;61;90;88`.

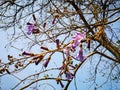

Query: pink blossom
72;32;86;48
26;23;35;35
75;44;84;62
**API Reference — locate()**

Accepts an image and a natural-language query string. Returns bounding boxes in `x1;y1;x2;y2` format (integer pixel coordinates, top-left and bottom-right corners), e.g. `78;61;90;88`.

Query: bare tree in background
0;0;120;90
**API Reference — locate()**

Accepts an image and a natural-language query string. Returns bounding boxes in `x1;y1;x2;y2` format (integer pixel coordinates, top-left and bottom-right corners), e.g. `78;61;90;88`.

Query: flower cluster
26;22;40;35
22;51;44;66
56;59;75;88
21;49;52;68
63;32;86;62
72;32;86;49
54;32;88;88
25;13;59;35
21;30;91;88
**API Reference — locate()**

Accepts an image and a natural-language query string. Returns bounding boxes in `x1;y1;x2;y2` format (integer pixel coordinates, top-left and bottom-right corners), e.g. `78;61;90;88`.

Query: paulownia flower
63;46;70;57
75;44;84;62
72;32;86;48
58;63;75;80
26;23;40;35
65;71;74;80
26;23;35;35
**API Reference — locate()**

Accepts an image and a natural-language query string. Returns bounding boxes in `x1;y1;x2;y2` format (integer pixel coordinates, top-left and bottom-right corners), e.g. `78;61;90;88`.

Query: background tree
0;0;120;90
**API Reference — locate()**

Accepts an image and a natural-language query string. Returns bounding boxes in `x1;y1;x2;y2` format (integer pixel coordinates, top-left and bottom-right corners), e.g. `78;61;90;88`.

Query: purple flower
65;71;74;80
72;32;86;41
75;44;84;62
71;40;79;49
63;46;70;57
72;32;86;48
68;43;74;50
26;23;35;35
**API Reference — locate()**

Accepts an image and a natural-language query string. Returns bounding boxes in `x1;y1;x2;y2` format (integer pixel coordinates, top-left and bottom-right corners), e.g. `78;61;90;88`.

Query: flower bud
43;57;51;68
32;14;36;21
87;38;91;50
22;51;34;56
56;39;60;49
52;18;56;24
41;46;49;51
43;23;46;28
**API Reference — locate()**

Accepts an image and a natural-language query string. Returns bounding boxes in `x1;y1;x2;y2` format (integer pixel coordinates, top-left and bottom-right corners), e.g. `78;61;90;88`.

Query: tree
0;0;120;90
